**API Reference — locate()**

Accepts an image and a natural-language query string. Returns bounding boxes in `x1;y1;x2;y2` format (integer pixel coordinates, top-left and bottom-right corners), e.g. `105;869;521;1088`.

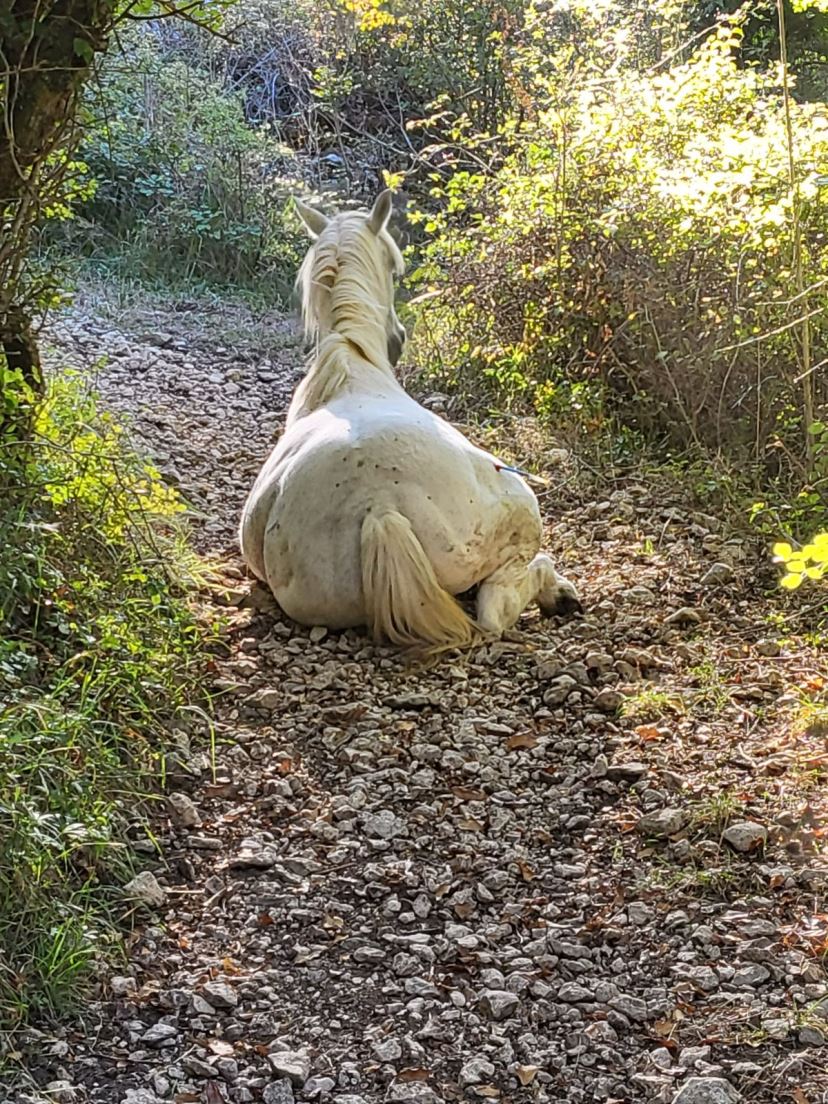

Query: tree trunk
0;0;117;432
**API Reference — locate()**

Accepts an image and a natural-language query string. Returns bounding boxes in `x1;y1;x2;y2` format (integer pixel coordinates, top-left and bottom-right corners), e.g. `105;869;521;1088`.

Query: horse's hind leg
476;553;581;635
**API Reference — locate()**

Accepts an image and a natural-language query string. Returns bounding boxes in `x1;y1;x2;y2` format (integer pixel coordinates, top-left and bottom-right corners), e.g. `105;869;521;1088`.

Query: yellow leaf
382;169;404;191
781;573;804;590
772;542;793;559
805;566;823;580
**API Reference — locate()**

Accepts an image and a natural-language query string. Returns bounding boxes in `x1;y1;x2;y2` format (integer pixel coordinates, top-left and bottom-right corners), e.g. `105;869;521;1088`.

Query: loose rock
263;1081;295;1104
638;809;687;837
722;821;767;853
123;871;166;907
672;1077;741;1104
202;980;239;1009
268;1050;311;1087
701;563;734;586
479;989;520;1020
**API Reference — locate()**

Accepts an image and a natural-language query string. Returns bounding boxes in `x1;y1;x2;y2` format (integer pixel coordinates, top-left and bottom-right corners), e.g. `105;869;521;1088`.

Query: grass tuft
0;372;207;1032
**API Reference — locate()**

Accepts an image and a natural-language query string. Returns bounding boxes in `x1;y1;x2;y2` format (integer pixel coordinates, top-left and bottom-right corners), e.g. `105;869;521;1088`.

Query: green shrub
0;372;206;1031
65;33;305;293
409;11;828;491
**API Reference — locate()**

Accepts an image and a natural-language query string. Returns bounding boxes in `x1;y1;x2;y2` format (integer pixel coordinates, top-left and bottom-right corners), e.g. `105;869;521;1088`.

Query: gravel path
16;294;828;1104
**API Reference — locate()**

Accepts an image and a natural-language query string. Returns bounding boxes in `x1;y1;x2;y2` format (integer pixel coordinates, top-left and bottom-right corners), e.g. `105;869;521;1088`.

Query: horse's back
244;395;542;622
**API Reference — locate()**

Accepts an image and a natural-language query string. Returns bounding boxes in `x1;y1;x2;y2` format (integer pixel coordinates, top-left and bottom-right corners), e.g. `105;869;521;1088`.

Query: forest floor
13;283;828;1104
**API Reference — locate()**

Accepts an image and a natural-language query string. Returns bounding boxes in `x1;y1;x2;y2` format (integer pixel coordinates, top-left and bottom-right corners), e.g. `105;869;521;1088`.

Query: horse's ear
367;189;393;236
294;197;329;239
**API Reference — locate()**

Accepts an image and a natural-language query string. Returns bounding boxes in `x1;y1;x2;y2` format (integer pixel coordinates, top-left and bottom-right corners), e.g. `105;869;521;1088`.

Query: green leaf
73;37;93;63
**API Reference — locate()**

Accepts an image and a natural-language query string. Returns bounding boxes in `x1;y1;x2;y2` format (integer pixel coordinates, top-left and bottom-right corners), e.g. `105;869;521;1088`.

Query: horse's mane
295;212;404;409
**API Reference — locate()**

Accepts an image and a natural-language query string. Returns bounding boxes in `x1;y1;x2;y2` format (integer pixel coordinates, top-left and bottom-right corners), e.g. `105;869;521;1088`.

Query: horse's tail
360;509;478;651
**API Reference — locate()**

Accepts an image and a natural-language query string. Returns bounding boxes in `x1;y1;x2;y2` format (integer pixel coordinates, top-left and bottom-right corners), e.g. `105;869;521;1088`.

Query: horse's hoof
541;593;583;618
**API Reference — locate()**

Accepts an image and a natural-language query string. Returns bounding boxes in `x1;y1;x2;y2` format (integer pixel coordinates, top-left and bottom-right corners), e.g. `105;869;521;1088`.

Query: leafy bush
65;33;305;292
409;9;828;494
0;373;206;1030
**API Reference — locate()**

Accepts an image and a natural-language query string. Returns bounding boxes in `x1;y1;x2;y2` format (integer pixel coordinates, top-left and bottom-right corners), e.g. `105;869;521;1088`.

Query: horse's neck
288;332;401;423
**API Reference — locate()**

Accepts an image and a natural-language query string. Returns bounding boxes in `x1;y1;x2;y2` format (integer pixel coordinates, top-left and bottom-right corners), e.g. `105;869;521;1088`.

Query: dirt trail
17;294;828;1104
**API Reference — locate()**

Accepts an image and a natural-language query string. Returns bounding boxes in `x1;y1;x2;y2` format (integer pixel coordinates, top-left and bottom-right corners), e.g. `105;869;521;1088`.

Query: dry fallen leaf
201;782;237;799
473;1086;500;1098
516;1065;539;1085
452;786;487;801
396;1068;431;1083
792;1089;810;1104
457;817;484;832
204;1083;227;1104
652;1017;676;1038
517;860;535;882
506;732;539;750
634;724;662;741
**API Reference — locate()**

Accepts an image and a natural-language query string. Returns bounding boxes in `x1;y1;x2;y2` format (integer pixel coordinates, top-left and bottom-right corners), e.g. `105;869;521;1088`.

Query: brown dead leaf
517;860;535;882
322;704;368;724
792;1090;810;1104
452;786;487;802
506;732;539;750
516;1065;539;1086
652;1018;677;1038
473;1087;500;1099
457;817;484;832
174;1095;200;1103
396;1068;430;1083
257;912;274;927
454;901;474;919
221;958;242;975
204;1083;227;1104
201;782;237;799
634;724;663;741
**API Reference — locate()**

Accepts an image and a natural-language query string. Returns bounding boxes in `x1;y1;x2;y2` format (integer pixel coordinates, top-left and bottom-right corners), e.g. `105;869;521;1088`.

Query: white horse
239;190;581;650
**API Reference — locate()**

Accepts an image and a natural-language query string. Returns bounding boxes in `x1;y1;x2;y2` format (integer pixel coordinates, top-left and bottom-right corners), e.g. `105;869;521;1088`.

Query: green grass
620;686;685;724
687;658;732;716
0;373;208;1031
689;789;743;833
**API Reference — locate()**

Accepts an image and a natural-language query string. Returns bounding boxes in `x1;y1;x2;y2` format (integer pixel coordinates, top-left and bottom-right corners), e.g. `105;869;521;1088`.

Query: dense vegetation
2;0;828;1039
0;376;205;1028
51;0;828;529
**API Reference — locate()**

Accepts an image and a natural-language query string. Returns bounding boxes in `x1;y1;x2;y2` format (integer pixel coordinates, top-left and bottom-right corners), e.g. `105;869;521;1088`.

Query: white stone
123;871;166;908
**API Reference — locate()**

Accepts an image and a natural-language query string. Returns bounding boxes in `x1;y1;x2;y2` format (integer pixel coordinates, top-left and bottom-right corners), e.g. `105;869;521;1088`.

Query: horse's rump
360;509;477;649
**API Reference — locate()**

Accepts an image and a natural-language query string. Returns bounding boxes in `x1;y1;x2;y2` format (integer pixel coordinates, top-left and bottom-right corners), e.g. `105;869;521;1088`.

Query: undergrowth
0;374;207;1035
